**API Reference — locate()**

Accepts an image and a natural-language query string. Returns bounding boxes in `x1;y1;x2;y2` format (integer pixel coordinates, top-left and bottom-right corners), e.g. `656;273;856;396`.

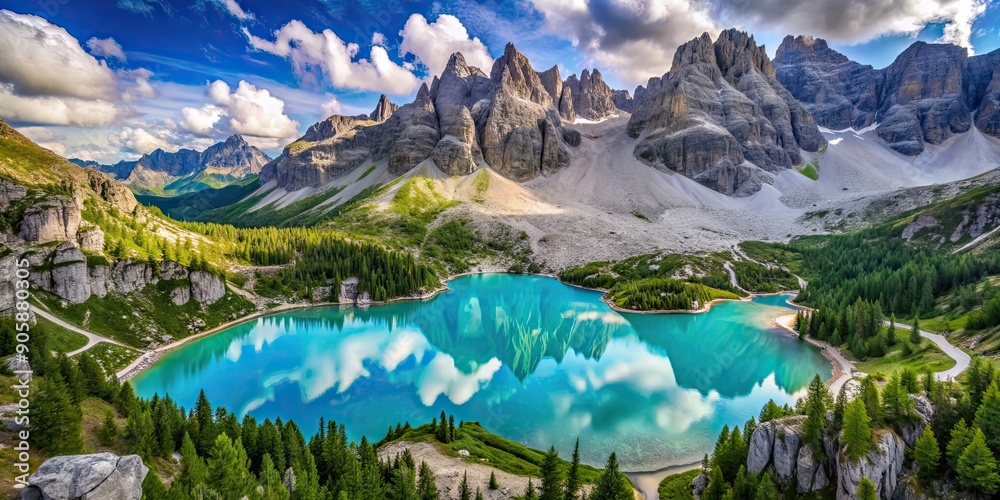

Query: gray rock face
170;286;190;306
628;29;825;196
747;415;833;493
77;227;104;252
267;44;570;188
900;394;935;449
0;178;27;210
111;260;157;294
22;453;147;500
564;69;618;121
612;89;635;113
0;253;17;313
837;431;905;500
776;37;1000;155
340;277;359;303
50;243;90;304
773;35;879;130
369;94;399;122
18;196;81;243
190;270;225;304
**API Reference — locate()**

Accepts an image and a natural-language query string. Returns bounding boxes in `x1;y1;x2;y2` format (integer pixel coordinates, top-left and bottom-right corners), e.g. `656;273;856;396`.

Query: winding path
887;320;971;381
32;306;125;356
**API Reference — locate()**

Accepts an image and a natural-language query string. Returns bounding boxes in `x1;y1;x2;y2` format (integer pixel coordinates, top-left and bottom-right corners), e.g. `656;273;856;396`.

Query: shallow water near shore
132;274;829;471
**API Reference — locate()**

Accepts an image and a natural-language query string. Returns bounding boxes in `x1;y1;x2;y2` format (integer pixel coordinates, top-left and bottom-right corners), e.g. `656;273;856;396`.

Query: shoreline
625;461;701;500
771;310;857;396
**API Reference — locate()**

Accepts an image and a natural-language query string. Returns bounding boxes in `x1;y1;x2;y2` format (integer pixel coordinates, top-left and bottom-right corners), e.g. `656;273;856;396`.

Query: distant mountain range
773;35;1000;156
70;134;271;195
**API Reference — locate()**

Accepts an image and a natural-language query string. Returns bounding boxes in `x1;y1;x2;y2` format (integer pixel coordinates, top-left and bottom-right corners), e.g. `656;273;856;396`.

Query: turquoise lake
132;274;830;471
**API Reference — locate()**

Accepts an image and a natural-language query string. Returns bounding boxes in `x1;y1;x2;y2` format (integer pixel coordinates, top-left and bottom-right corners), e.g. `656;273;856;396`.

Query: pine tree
459;471;472;500
175;432;207;496
592;452;629;500
475;488;483;500
449;414;456;441
975;381;1000;453
910;317;922;344
914;425;940;483
564;439;581;500
948;418;974;470
32;375;84;455
703;467;727;500
859;376;882;424
957;428;1000;495
97;409;119;446
206;434;255;497
195;389;216;454
755;472;778;500
857;477;878;500
842;398;873;461
524;479;539;500
489;471;499;490
803;375;827;454
259;453;290;500
436;411;449;443
540;446;564;500
418;461;439;500
392;465;418;500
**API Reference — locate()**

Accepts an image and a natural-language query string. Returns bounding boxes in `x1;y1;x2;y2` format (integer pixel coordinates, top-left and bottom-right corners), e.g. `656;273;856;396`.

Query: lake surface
132;274;830;471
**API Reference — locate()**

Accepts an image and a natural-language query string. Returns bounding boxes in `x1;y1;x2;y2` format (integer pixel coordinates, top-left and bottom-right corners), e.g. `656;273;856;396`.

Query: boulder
170;286;190;306
311;286;332;302
691;472;708;497
340;277;359;303
50;243;90;304
189;270;224;304
837;430;905;500
22;453;147;500
18;196;81;243
77;227;104;252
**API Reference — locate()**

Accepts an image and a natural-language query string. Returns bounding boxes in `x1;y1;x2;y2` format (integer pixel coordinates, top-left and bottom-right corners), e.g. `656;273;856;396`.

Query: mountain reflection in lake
133;274;829;470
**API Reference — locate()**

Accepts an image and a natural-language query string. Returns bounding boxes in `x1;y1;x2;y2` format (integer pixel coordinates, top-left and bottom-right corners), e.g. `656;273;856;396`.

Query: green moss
798;163;820;180
470;169;490;203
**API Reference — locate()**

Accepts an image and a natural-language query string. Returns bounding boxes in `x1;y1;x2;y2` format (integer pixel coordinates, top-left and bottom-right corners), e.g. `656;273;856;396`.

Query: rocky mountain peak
369;94;399;122
629;28;824;196
774;35;849;65
490;43;551;106
563;68;617;120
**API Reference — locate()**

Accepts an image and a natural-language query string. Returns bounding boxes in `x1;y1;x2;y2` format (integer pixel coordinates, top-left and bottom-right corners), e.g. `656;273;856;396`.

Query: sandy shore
626;462;700;500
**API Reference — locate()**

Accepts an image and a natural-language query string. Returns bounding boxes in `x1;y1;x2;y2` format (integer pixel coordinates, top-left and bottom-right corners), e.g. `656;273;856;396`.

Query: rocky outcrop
0;178;27;209
747;415;831;492
899;394;934;449
18;196;81;243
49;243;90;304
0;253;17;313
776;37;1000;155
171;286;190;306
564;69;618;121
190;270;225;304
628;29;825;196
837;430;905;500
370;94;399;122
339;277;360;303
77;227;104;252
22;453;147;500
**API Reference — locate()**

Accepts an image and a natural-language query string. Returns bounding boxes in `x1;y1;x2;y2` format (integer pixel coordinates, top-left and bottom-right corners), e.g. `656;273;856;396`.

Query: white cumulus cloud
243;19;422;94
0;10;118;100
398;14;495;76
714;0;990;53
86;37;127;61
180;80;300;146
320;97;342;118
214;0;254;21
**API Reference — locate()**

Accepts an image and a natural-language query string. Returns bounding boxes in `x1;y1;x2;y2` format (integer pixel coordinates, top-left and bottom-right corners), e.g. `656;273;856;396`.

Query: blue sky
0;0;997;163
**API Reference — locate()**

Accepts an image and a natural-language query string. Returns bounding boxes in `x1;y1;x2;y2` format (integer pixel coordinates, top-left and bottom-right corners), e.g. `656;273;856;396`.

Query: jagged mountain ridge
71;134;271;194
626;29;825;196
774;35;1000;155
